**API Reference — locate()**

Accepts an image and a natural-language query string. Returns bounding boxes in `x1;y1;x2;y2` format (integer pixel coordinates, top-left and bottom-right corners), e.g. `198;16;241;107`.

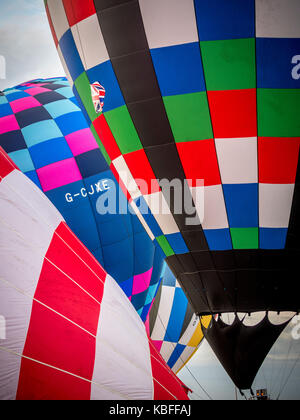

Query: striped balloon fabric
150;264;211;374
45;0;300;316
0;146;189;400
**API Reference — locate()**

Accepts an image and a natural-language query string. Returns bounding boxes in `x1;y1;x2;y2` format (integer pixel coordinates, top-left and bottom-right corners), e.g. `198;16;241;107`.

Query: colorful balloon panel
0;78;165;321
0;146;189;400
150;264;211;374
45;0;300;315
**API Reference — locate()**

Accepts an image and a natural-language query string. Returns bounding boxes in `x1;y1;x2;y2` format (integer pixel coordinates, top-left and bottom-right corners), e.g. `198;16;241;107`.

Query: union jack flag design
91;82;106;114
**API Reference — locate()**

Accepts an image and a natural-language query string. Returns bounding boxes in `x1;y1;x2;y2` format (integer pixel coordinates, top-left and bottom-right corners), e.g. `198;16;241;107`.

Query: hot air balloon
0;77;165;322
0;76;206;382
0;146;189;400
149;263;210;374
45;0;300;392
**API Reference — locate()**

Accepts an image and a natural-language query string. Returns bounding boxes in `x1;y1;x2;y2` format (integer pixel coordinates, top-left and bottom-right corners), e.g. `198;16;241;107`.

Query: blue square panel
22;120;63;148
29;137;73;169
204;228;233;251
223;183;258;228
59;29;84;82
0;103;13;118
55;111;88;136
165;288;187;342
75;148;109;178
120;276;134;298
151;42;206;96
0;130;27;153
87;61;125;112
9;149;35;173
257;38;300;89
194;0;255;41
15;107;51;129
168;344;186;369
25;170;42;190
44;98;79;119
165;232;189;254
259;228;288;250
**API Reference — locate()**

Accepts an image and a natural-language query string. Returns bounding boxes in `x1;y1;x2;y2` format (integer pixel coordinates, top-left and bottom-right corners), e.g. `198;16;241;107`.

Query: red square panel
22;301;96;381
93;115;121;161
176;139;221;186
207;89;257;139
123;149;161;195
63;0;96;27
56;222;107;283
258;137;300;183
17;353;91;400
45;224;104;306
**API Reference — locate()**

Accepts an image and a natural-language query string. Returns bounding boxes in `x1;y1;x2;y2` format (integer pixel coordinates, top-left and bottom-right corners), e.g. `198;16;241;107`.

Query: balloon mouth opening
209;311;296;327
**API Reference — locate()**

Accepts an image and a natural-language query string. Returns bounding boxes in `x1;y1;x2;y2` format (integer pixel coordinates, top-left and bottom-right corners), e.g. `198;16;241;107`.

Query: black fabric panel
94;0;132;11
181;230;209;251
149;281;163;336
75;149;108;178
96;1;148;59
40;83;66;90
14;107;52;129
127;98;174;148
0;130;27;153
34;91;65;105
111;51;161;104
286;153;300;249
168;249;300;315
202;316;290;390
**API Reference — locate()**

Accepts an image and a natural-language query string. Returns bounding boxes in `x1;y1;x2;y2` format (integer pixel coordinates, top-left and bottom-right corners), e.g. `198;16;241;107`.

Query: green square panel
74;72;98;122
230;228;259;249
104;105;143;155
257;89;300;137
156;235;175;257
200;38;256;91
163;92;213;142
90;124;111;166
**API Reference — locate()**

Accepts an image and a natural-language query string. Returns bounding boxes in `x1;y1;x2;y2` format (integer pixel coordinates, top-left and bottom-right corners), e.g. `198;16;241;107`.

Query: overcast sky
0;0;63;90
0;0;300;401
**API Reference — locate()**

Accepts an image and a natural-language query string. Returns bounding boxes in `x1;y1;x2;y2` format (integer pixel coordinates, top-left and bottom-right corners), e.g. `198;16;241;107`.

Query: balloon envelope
0;146;189;400
45;0;300;389
0;78;165;322
149;263;210;374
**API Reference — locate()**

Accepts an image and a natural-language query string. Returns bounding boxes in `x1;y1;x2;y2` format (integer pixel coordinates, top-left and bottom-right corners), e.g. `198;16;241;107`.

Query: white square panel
160;341;176;364
151;286;175;341
215;137;258;184
259;183;295;227
112;156;142;200
72;14;109;70
202;185;229;230
256;0;300;38
47;0;70;42
143;191;180;235
139;0;199;48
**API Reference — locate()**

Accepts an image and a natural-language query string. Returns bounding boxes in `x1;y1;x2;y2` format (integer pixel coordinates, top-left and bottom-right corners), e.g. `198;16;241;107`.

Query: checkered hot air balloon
91;82;106;114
